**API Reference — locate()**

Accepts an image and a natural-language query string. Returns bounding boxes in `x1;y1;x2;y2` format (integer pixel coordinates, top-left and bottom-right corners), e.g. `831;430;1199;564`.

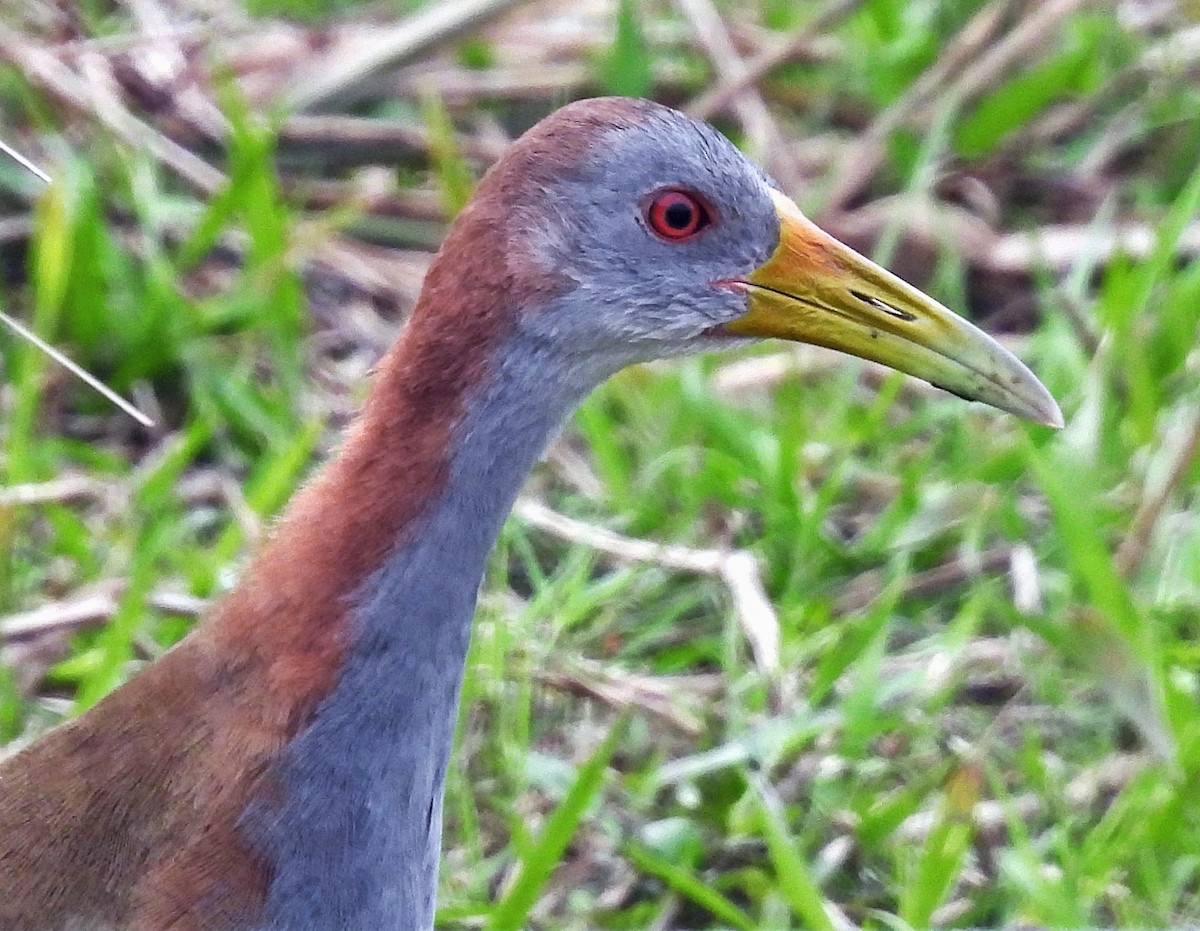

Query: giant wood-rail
0;97;1061;930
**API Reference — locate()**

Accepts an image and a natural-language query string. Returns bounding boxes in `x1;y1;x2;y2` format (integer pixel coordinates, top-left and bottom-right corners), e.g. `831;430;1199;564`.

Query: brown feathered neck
0;97;656;931
203;96;659;704
198;99;638;710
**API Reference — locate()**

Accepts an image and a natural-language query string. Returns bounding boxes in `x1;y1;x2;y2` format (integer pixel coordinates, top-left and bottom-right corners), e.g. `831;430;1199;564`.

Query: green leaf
955;46;1090;158
598;0;653;98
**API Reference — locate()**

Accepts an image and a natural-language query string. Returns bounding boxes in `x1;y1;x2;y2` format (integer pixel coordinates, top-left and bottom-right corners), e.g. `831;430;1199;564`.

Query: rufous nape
0;98;1061;930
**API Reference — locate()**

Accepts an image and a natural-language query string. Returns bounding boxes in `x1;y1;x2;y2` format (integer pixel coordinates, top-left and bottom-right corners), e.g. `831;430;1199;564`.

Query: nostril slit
850;289;916;322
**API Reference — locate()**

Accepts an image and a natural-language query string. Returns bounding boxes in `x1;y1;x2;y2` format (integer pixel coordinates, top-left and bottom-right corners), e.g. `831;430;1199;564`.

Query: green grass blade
750;774;837;931
486;713;628;931
211;417;323;568
623;842;757;931
1030;443;1143;642
598;0;653;98
72;546;156;711
897;764;979;928
1031;442;1175;761
423;92;475;217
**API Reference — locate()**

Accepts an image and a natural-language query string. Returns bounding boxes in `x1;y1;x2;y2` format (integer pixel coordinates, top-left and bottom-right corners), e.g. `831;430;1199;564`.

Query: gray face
520;106;780;373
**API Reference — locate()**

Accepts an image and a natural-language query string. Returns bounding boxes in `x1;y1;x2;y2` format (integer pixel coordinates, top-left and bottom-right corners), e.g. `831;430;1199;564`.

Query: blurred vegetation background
2;0;1200;927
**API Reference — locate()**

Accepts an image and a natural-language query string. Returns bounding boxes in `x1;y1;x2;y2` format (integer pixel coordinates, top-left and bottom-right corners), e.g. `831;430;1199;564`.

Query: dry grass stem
0;476;106;508
0;23;225;194
687;0;864;120
515;498;780;674
0;310;155;427
279;113;507;168
986;220;1200;273
826;196;1200;276
282;0;529;111
836;545;1014;615
1;587;206;642
1114;406;1200;578
0;138;52;184
536;661;714;735
936;0;1098;118
824;0;1098;210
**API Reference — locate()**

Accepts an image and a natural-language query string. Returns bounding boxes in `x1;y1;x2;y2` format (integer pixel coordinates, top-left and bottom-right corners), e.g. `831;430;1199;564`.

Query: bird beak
723;190;1063;427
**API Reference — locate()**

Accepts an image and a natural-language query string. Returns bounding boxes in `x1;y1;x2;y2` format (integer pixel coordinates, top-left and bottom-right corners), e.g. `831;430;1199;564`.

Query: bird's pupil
664;200;693;229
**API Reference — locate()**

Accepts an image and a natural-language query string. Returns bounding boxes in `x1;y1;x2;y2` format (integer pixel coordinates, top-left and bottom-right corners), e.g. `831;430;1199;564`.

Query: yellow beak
723;191;1063;427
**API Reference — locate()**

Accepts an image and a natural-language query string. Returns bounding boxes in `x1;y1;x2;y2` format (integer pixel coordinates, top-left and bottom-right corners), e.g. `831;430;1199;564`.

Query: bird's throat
251;321;594;929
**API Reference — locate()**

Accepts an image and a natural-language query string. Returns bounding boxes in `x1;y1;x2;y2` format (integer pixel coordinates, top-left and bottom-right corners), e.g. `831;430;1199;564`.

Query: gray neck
253;323;601;931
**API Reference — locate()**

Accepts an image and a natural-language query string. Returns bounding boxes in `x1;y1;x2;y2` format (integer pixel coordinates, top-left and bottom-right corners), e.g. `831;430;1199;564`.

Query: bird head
440;97;1061;426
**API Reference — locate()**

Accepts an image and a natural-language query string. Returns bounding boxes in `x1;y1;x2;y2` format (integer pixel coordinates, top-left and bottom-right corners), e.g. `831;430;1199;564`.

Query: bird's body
0;98;1059;930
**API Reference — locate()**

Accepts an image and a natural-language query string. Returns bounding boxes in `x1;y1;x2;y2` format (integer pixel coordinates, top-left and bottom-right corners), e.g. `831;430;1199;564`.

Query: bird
0;97;1061;930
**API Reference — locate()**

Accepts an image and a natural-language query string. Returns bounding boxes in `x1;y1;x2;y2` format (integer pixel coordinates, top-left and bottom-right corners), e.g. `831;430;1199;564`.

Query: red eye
645;189;710;241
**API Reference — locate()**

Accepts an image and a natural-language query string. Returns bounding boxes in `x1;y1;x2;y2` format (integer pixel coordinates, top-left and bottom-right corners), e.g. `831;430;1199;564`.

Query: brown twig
282;0;529;112
687;0;865;120
535;661;717;736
